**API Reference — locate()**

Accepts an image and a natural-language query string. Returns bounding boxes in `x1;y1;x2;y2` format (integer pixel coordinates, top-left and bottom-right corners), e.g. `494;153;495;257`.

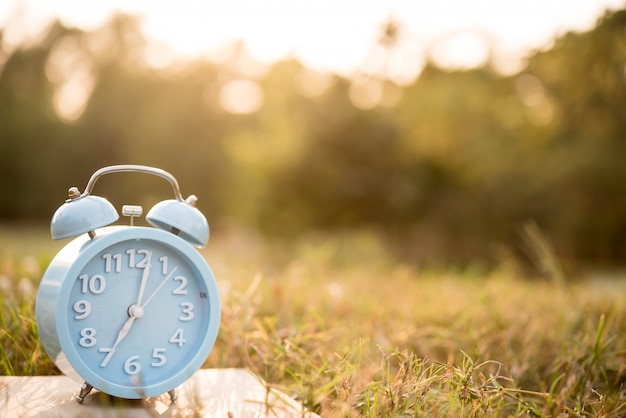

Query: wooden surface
0;368;318;417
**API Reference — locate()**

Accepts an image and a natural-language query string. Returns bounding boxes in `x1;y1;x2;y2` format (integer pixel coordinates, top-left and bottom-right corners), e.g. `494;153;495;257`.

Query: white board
0;368;319;417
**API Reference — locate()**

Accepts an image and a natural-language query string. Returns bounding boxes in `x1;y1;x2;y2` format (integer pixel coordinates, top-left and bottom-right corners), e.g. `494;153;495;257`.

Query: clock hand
141;266;178;310
103;305;143;362
100;265;177;365
136;251;152;307
111;315;136;350
105;252;152;353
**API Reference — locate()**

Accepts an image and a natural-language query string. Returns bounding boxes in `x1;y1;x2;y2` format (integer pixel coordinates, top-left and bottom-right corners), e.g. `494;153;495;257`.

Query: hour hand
98;313;138;367
113;315;136;348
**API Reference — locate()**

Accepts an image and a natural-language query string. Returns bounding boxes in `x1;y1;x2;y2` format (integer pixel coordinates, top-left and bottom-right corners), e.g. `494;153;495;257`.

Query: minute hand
136;251;152;307
140;266;178;309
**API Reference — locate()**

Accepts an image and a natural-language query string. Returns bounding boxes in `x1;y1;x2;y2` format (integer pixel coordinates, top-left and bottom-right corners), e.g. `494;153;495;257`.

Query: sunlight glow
359;33;425;86
349;77;403;110
515;74;555;126
295;68;335;99
143;40;179;70
45;37;96;122
1;0;623;78
349;77;384;110
219;79;265;114
430;31;490;71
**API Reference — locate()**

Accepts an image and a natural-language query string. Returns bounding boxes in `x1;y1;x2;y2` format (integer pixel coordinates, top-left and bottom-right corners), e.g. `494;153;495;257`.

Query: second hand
141;266;178;310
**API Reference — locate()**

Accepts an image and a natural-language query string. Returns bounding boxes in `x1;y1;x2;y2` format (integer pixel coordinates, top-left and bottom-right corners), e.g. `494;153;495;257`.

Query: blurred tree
1;9;625;268
523;9;626;264
0;22;76;218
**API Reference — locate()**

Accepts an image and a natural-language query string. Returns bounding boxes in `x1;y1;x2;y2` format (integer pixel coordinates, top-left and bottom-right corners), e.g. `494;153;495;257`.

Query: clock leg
76;382;94;404
168;389;177;403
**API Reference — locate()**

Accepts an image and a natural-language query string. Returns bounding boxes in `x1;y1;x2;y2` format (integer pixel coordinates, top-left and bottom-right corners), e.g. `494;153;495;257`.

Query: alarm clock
36;165;221;403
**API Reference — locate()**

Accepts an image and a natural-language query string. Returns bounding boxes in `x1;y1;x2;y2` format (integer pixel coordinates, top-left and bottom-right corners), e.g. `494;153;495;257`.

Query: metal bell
50;187;119;240
147;195;209;248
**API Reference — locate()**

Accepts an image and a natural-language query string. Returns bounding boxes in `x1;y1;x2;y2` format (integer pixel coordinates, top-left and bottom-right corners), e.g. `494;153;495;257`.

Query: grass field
1;225;625;417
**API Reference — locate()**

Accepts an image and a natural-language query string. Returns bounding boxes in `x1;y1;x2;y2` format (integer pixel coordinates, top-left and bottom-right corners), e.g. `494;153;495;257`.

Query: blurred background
1;0;625;272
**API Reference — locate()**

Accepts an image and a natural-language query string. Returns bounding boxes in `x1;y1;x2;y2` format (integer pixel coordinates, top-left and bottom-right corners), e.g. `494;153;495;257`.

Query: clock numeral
78;274;106;294
151;348;167;367
126;249;135;267
136;249;151;268
172;276;188;295
126;248;151;268
124;355;142;375
102;253;122;273
169;329;187;347
159;256;168;275
79;328;97;348
73;300;91;320
99;347;115;367
101;349;167;372
179;302;194;321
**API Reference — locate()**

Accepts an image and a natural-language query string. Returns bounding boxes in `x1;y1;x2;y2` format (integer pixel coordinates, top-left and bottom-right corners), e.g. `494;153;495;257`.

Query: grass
1;225;626;416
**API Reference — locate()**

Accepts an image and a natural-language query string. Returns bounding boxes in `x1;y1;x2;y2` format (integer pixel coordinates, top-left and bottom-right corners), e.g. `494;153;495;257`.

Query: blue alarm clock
36;165;221;403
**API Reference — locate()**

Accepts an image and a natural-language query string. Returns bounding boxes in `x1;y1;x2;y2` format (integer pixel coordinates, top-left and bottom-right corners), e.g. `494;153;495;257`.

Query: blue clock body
36;225;221;399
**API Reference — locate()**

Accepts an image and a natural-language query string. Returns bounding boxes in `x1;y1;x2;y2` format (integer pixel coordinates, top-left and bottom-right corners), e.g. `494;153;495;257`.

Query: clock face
38;227;220;399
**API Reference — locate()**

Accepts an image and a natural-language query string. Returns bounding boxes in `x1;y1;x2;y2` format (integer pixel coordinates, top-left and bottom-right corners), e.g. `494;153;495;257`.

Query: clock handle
81;164;185;202
81;164;209;247
50;165;209;247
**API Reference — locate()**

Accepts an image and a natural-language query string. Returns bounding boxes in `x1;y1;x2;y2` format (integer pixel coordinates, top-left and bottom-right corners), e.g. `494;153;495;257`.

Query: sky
1;0;624;81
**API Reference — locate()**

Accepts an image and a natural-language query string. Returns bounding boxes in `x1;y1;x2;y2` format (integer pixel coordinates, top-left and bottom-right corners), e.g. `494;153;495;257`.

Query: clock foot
76;382;94;404
168;389;177;403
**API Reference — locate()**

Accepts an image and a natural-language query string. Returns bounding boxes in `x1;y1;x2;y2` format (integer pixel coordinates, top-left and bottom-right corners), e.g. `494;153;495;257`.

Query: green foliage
211;233;626;417
1;228;626;416
0;259;56;376
1;10;626;268
212;229;626;415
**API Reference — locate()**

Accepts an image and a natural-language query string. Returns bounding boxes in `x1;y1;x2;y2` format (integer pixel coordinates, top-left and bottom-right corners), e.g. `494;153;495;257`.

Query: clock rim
37;226;221;399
